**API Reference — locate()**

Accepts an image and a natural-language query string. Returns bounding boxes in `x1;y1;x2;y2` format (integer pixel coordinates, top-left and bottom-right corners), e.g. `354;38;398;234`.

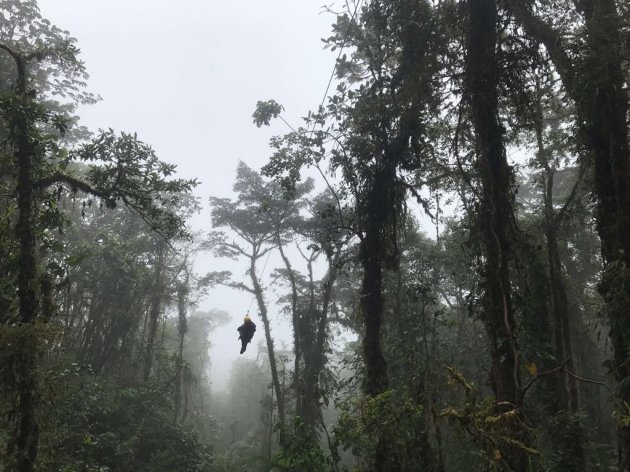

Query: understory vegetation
1;0;630;471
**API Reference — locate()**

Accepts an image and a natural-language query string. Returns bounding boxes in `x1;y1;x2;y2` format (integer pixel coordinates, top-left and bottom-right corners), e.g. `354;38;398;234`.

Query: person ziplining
237;314;256;354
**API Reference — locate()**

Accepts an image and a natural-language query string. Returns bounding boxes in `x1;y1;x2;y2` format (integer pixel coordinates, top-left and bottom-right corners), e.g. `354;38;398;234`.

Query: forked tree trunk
533;98;582;415
275;234;302;415
300;249;337;433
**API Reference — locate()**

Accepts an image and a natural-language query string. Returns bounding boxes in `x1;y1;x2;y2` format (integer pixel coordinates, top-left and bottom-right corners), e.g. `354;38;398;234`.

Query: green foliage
73;129;199;239
253;100;284;128
205;161;313;298
439;367;539;471
545;412;589;472
333;389;429;471
0;322;60;397
0;0;628;470
215;439;267;472
0;0;97;104
271;418;331;472
36;367;214;472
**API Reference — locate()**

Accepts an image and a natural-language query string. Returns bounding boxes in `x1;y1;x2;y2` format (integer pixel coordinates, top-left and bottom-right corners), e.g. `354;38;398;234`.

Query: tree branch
555;164;587;224
521;358;571;399
33;172;107;199
505;0;577;99
0;42;18;61
521;358;614;404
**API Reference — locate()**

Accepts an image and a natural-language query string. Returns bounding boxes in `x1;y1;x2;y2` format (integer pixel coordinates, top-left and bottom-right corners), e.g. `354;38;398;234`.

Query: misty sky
38;0;341;390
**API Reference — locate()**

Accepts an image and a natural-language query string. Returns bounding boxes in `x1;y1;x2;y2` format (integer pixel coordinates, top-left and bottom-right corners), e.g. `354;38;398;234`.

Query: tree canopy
1;1;630;471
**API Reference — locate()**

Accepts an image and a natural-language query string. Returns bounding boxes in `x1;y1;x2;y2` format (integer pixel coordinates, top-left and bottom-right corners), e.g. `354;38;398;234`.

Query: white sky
38;0;340;391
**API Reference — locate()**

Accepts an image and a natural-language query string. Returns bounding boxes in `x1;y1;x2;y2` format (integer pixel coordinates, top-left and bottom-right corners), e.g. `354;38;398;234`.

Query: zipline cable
317;0;363;112
246;0;363;316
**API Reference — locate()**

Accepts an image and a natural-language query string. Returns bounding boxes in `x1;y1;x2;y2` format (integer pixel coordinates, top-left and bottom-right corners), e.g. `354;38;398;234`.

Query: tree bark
301;249;339;432
465;1;527;469
581;3;630;467
507;1;630;466
360;191;390;398
360;165;395;472
537;145;586;469
533;99;582;418
276;233;302;416
143;240;165;381
174;272;189;423
577;0;630;441
250;248;286;433
12;51;41;472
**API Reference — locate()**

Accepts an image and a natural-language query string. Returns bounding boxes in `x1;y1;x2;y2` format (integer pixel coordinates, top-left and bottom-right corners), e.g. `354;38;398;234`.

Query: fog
39;0;336;391
4;1;628;470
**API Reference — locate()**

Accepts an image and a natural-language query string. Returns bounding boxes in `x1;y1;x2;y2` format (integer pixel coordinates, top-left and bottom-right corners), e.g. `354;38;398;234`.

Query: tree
0;5;196;467
462;1;538;469
206;162;313;440
270;190;353;438
504;2;630;465
258;2;444;468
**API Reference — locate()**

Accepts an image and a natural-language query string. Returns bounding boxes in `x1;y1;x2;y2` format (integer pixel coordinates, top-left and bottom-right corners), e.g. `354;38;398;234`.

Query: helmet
244;314;252;322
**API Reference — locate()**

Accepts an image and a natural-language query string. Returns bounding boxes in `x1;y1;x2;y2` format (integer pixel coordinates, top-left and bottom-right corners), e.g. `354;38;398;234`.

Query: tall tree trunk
537;140;586;469
360;190;390;471
533;98;582;418
143;240;165;381
12;52;40;472
174;274;189;423
360;171;392;399
465;1;527;469
545;223;587;470
544;191;580;414
298;249;333;432
298;249;341;437
155;318;167;381
360;167;394;472
508;1;630;466
578;5;630;466
250;250;286;433
276;234;302;416
300;255;317;429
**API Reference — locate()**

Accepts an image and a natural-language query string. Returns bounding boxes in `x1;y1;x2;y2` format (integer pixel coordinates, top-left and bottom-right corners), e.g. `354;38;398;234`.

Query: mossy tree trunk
465;1;528;469
533;97;586;469
250;249;286;432
508;1;630;466
12;51;40;472
578;5;630;466
143;239;166;381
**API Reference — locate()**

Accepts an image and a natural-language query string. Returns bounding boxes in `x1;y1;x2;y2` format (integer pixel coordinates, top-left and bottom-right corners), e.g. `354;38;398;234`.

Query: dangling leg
240;340;247;354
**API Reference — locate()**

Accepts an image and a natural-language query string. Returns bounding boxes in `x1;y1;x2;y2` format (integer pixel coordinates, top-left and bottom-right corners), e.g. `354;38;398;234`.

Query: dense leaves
1;0;630;471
